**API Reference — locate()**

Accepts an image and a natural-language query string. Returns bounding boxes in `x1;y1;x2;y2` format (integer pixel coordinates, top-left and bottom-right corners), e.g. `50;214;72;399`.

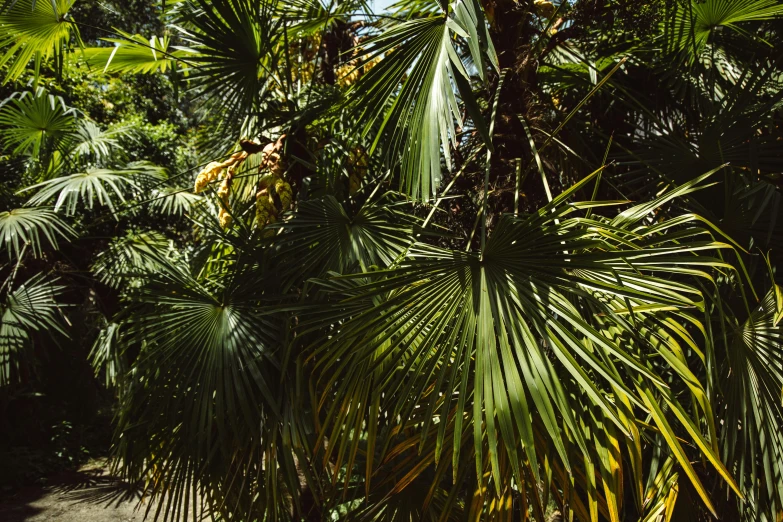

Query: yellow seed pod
273;178;292;211
258;172;277;191
255;189;277;232
217;177;231;201
218;207;233;228
194;162;223;193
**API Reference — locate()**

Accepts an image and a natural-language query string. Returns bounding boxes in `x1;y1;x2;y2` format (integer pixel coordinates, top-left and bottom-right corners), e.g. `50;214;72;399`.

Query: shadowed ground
0;460;152;522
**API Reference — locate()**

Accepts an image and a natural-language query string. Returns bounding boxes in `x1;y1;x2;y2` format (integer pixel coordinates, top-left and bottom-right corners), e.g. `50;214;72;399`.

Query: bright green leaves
0;274;67;385
82;32;181;74
663;0;783;61
351;0;497;200
22;164;166;215
0;0;78;82
306;173;740;509
0;90;76;157
0;207;75;260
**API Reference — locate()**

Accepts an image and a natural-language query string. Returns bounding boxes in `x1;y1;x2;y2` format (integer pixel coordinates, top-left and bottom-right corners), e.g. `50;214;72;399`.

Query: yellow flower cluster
193;136;294;232
254;172;292;235
217;177;232;228
193;151;249;228
193;162;223;193
336;55;382;87
193;151;248;194
274;177;292;210
255;189;276;238
253;137;293;234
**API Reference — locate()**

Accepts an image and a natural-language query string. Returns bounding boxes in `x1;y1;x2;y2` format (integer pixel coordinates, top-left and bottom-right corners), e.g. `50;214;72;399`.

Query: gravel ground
0;460;155;522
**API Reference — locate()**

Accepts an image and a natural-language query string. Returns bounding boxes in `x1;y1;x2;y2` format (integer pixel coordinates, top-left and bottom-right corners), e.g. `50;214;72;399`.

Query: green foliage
0;0;78;82
22;163;165;214
0;207;75;260
0;90;76;156
2;0;783;520
0;274;67;385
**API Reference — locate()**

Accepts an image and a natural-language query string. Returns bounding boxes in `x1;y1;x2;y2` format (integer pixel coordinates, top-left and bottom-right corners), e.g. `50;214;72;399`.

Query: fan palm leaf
275;194;415;289
81;32;182;74
0;90;76;158
174;0;285;124
111;256;303;521
663;0;783;62
147;186;204;216
301;170;743;519
350;0;497;199
21;163;166;215
0;274;67;385
0;207;75;260
91;230;173;289
0;0;78;82
721;285;783;520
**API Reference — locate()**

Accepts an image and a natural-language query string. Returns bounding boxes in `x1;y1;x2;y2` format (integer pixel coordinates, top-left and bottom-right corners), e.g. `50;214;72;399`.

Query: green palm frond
81;32;182;74
21;163;166;215
0;90;76;157
89;321;124;388
275;195;415;287
350;0;497;199
0;274;67;385
279;0;370;37
302;171;742;519
91;230;173;289
113;258;296;521
663;0;783;61
175;0;284;122
0;0;78;82
147;186;204;216
70;121;133;165
0;207;75;260
722;285;783;519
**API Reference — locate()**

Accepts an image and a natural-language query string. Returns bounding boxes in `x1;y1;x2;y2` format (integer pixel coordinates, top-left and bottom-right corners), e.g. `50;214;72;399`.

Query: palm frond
0;90;76;157
21;163;166;215
147;186;204;216
0;274;67;385
275;195;415;288
81;32;181;74
89;321;124;388
112;257;296;521
175;0;284;124
70;121;133;166
0;0;78;81
350;0;497;199
722;286;783;519
302;171;742;518
0;206;75;260
91;230;173;289
663;0;783;61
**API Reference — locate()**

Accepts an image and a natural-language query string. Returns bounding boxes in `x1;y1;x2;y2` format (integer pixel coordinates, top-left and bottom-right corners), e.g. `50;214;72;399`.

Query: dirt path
0;460;154;522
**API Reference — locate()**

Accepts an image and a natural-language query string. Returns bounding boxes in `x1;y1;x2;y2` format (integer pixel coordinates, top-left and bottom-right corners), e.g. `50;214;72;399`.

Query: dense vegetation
1;0;782;520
